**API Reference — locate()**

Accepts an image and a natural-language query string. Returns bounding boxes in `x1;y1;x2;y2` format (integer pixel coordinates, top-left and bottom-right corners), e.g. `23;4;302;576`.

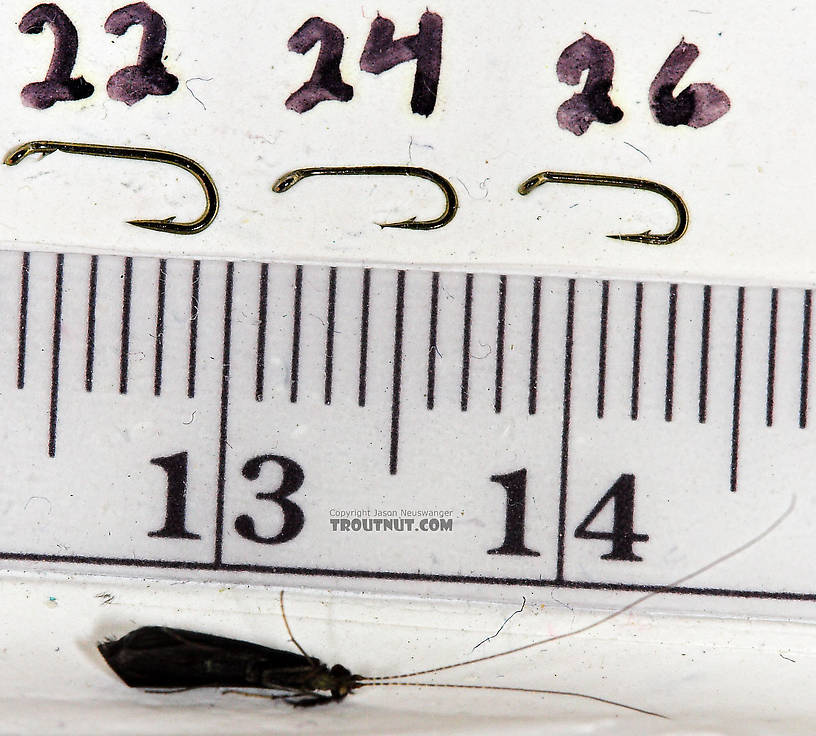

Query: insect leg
222;689;294;700
223;688;334;707
288;693;335;707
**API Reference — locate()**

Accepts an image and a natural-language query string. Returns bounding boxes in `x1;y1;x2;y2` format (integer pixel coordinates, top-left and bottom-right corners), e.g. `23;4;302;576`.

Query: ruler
0;248;805;618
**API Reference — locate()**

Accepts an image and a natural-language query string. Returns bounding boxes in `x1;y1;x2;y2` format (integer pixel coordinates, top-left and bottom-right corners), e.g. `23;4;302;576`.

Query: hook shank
5;140;219;235
272;165;458;230
518;171;688;245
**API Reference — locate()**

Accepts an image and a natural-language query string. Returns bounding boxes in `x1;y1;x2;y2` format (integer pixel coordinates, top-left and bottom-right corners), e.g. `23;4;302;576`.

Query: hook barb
5;140;219;235
272;165;458;230
518;171;688;245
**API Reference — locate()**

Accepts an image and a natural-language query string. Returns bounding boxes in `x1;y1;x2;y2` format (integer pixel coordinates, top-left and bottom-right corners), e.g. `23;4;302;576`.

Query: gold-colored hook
272;165;458;230
4;140;219;235
518;171;688;245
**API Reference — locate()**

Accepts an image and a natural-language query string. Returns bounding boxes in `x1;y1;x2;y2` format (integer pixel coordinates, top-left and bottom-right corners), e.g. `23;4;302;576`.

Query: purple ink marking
556;33;622;136
650;40;730;128
286;17;353;113
105;2;178;106
19;3;94;109
360;11;443;116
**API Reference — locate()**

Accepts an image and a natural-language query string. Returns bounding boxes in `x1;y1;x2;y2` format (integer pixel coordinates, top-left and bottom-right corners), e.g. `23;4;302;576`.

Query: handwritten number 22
19;2;177;108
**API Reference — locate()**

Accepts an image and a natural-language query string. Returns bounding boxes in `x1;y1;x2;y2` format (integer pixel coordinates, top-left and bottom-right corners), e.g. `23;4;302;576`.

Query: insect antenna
279;591;312;659
355;681;666;719
368;497;794;681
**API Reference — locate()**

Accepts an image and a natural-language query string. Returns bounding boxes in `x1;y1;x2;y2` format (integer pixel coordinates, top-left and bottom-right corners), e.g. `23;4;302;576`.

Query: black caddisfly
98;624;362;707
99;500;792;714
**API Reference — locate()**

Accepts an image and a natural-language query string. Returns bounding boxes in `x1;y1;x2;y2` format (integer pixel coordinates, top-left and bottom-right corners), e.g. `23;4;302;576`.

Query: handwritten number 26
557;34;730;135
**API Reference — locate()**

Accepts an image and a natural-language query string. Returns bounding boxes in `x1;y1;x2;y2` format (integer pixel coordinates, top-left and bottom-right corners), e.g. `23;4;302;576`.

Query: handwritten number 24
286;12;443;116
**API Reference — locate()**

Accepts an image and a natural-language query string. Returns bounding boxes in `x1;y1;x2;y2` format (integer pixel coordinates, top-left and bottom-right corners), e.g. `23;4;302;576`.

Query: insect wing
98;627;314;689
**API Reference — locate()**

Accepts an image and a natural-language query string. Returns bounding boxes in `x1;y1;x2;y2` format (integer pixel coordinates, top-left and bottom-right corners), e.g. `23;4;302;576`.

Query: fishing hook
4;140;219;235
272;165;458;230
518;171;688;245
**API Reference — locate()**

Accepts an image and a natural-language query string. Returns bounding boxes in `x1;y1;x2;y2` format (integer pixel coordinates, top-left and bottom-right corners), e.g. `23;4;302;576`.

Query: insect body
98;626;363;706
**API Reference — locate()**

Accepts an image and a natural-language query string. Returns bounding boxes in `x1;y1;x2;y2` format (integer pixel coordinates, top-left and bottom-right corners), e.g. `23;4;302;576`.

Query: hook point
380;216;421;230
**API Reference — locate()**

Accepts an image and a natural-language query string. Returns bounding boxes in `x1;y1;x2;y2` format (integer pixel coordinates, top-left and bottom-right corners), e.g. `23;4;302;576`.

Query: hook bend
5;140;219;235
518;171;688;245
272;165;458;230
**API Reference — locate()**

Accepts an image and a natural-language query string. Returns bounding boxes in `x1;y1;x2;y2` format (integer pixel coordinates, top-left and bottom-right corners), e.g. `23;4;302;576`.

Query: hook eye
272;173;301;193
